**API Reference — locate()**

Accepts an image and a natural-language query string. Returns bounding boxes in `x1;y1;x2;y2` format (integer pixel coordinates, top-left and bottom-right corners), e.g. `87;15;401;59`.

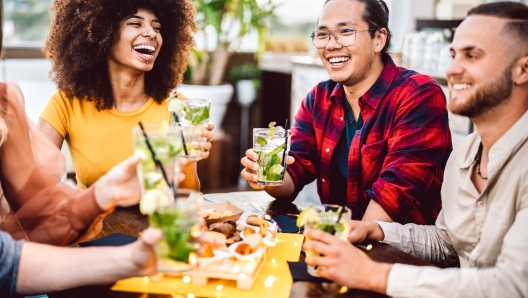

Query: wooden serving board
189;249;267;290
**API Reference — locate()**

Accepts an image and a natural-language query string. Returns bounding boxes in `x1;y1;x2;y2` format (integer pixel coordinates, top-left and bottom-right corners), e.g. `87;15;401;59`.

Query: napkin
272;215;303;233
287;261;332;283
79;233;137;247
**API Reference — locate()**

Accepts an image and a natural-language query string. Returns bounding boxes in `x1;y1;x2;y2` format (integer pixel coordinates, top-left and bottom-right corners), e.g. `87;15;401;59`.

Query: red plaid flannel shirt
287;57;452;224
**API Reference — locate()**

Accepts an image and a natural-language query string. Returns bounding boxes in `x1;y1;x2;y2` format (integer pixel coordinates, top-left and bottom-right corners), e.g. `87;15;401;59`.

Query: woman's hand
95;155;187;209
192;122;215;160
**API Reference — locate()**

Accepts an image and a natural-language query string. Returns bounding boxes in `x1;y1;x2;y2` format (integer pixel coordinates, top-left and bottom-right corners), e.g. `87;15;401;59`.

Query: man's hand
192;122;215;160
240;149;295;190
303;228;391;294
348;221;385;243
128;228;163;277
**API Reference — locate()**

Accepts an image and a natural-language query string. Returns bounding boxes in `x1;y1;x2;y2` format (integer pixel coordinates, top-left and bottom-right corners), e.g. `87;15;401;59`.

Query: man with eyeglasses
302;2;528;296
241;0;452;224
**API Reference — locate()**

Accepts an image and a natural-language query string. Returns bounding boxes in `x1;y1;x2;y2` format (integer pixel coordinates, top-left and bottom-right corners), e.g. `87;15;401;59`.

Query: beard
448;64;513;118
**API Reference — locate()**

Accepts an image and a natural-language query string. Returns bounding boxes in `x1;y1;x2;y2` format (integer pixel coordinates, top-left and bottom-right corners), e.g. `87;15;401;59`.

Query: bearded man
302;2;528;297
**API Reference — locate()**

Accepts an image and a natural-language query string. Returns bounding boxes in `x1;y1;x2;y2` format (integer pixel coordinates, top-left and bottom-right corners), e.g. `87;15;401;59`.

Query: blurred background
2;0;527;202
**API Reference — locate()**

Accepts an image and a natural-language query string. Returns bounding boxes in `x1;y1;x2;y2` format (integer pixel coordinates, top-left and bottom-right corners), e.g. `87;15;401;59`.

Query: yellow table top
112;233;304;298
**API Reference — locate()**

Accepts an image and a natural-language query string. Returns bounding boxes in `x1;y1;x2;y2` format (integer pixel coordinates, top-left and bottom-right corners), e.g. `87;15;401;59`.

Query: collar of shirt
328;54;399;110
454;110;528;179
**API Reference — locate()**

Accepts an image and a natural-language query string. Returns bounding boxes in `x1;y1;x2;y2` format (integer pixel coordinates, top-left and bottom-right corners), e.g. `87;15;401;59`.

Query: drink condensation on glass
303;205;351;277
150;191;203;273
253;125;291;186
168;98;211;161
133;123;182;207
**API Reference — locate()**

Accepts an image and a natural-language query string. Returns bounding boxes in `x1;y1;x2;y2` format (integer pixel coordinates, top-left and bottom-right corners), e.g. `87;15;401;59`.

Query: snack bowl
228;242;265;261
202;202;244;227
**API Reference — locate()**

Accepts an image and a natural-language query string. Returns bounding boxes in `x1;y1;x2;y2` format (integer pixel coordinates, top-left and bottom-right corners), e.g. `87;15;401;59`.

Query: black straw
281;119;289;175
171;112;189;156
331;206;346;235
138;122;177;199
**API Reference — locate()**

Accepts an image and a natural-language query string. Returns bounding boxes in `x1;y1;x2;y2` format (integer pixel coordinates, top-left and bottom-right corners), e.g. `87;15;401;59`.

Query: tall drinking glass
304;204;351;277
168;98;211;161
150;190;203;274
133;124;182;207
253;126;291;186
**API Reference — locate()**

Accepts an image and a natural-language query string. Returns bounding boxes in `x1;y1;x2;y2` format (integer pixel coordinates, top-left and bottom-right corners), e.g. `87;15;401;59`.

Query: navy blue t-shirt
329;99;363;207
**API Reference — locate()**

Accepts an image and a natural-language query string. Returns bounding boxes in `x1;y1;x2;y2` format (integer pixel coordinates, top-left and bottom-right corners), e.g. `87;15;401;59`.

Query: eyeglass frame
310;28;377;49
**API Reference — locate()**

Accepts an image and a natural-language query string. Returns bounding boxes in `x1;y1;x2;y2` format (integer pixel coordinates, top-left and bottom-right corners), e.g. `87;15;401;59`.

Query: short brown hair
468;1;528;55
44;0;197;110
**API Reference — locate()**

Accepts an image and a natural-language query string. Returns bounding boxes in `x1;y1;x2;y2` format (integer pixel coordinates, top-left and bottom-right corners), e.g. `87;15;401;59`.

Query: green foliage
10;10;50;41
230;63;261;81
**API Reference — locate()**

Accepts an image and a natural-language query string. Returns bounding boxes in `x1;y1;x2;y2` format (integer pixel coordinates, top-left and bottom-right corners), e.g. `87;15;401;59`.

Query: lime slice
268;164;284;175
140;189;171;215
145;172;163;187
135;148;149;160
167;98;186;113
156;240;171;257
296;206;319;227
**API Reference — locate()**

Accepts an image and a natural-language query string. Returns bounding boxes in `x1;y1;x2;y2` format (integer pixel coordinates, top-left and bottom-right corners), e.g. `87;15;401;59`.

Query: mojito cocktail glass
150;191;203;273
168;98;211;161
133;123;182;210
303;205;351;277
253;125;291;186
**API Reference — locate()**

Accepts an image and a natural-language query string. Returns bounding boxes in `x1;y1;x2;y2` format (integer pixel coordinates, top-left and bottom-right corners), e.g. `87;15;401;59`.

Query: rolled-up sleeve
383;206;528;298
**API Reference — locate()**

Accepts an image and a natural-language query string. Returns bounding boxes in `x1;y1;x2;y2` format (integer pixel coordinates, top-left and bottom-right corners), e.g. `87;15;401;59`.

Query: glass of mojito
168;97;211;161
149;190;203;273
297;205;351;277
133;123;183;213
253;122;291;186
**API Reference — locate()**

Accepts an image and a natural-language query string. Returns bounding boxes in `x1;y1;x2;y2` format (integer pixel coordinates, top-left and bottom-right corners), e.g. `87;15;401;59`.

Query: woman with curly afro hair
37;0;214;193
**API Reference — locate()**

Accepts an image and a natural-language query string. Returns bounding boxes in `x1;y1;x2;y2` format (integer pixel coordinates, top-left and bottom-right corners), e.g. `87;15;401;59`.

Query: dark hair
44;0;197;110
324;0;392;55
468;2;528;53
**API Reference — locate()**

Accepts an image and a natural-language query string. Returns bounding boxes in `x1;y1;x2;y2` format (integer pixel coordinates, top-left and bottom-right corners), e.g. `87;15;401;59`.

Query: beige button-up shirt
378;110;528;298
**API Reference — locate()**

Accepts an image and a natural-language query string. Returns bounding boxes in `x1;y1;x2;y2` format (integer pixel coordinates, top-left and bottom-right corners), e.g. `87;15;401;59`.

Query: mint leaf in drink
268;143;286;156
256;136;267;146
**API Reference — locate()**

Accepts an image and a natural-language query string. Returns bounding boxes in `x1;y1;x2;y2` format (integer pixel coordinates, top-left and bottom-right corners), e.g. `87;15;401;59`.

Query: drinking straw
171;112;190;156
332;206;345;236
281;119;289;175
138;122;177;199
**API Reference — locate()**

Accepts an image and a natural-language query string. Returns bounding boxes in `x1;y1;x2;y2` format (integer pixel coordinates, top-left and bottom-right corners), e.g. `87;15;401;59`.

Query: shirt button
477;201;483;207
326;148;330;153
340;117;344;121
322;178;326;183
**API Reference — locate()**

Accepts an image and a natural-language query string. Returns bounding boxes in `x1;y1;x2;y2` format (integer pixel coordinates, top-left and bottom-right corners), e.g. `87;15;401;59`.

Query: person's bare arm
362;199;394;222
37;118;64;149
16;228;161;296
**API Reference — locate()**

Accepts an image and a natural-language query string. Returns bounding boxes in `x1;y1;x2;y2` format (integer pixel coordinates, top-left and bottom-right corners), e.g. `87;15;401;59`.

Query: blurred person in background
302;2;528;297
241;0;452;224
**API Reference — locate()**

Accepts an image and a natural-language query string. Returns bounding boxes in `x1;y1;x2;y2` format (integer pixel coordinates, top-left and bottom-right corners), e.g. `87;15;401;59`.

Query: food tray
202;202;244;227
189;250;267;290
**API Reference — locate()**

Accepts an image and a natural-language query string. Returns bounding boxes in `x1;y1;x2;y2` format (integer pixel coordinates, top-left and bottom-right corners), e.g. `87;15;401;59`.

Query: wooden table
49;191;435;298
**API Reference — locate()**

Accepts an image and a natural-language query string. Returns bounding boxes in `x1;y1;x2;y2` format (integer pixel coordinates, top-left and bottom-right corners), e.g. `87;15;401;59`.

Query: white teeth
328;57;350;63
133;45;155;53
453;83;472;91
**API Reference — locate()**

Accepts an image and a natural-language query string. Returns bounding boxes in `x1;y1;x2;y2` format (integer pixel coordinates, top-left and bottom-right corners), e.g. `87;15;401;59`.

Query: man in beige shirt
302;2;528;297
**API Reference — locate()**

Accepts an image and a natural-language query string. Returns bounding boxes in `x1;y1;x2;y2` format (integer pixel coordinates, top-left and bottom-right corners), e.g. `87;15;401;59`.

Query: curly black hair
44;0;197;110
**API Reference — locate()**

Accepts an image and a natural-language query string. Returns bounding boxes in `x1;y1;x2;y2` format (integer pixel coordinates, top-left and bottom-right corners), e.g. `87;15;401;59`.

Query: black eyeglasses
311;28;376;49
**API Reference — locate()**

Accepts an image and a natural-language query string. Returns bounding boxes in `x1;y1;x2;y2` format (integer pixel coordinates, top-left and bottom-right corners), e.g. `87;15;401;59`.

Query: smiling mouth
328;56;350;66
452;83;472;91
133;45;156;57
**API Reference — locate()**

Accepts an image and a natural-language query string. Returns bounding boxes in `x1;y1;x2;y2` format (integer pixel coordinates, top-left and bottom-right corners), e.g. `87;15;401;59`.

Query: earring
146;61;149;64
